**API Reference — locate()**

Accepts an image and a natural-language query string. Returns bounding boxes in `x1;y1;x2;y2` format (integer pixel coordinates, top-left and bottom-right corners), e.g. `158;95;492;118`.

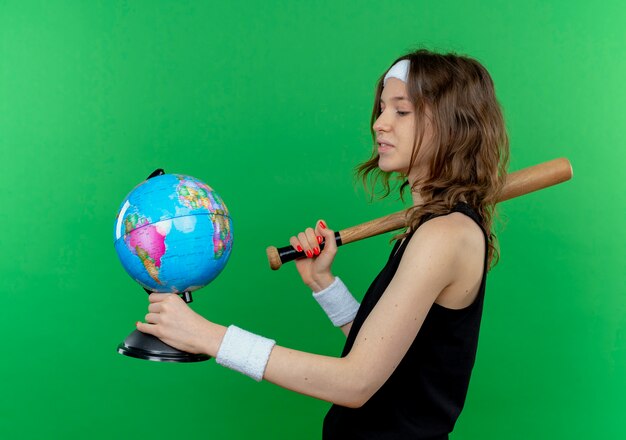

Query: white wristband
312;277;360;327
215;325;276;382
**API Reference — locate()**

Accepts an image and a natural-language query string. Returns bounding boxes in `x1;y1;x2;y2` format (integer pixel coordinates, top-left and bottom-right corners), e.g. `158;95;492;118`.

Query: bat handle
266;231;343;270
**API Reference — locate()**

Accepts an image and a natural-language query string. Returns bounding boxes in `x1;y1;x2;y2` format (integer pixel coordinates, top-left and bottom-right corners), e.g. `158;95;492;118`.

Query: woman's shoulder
405;211;484;261
390;212;485;302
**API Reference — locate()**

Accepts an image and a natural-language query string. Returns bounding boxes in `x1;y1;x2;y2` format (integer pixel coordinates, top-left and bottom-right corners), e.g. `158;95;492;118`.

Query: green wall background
1;1;624;438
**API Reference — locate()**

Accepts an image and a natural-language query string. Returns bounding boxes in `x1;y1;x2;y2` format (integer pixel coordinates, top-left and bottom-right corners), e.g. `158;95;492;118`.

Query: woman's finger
297;231;314;258
314;219;325;235
145;312;160;324
316;220;337;253
148;293;170;303
148;303;162;313
136;321;159;337
305;227;321;256
289;236;304;253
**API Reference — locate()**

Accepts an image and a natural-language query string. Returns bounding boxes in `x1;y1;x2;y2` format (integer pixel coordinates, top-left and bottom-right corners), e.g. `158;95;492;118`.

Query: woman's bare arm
340;321;353;337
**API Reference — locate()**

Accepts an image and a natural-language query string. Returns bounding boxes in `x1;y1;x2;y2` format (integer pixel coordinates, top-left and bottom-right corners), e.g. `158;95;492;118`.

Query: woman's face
373;78;433;183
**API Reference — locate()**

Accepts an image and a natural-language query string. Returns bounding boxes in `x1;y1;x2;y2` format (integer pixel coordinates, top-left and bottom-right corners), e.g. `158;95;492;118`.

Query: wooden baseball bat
266;157;573;270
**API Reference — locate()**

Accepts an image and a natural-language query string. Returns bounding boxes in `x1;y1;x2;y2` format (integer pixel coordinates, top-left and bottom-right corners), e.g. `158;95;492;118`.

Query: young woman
137;48;510;439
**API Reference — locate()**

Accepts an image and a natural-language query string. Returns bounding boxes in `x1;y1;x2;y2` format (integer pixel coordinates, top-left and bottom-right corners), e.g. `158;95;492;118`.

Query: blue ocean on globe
113;173;233;293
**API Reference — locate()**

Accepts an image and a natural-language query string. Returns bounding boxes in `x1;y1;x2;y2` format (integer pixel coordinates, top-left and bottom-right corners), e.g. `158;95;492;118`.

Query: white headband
383;59;410;86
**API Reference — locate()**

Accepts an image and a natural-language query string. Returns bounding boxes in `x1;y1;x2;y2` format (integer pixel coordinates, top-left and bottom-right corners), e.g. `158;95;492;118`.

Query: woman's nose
373;113;390;132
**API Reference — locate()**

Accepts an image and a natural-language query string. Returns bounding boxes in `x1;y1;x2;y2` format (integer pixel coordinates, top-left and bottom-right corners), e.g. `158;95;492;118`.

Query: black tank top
323;202;489;440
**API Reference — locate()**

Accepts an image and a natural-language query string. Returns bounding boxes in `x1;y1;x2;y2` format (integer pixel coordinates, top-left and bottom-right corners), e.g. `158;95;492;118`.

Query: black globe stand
117;289;211;363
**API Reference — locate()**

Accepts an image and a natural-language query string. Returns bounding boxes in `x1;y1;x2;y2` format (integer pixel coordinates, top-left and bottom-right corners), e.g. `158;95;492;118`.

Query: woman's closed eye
379;107;412;116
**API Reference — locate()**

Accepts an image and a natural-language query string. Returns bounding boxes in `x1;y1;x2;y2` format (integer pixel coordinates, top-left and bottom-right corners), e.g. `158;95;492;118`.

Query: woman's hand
289;219;337;292
136;293;226;357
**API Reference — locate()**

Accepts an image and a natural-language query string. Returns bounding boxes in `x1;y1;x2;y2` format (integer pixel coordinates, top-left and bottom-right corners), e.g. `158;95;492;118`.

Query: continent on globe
122;210;167;284
176;176;232;260
212;210;231;259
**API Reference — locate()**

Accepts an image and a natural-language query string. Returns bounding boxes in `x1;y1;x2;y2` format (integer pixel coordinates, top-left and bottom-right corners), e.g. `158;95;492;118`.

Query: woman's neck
407;171;426;206
411;191;425;207
410;190;468;207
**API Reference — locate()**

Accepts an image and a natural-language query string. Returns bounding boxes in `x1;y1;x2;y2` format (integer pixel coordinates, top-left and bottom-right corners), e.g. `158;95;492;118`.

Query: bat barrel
499;157;573;202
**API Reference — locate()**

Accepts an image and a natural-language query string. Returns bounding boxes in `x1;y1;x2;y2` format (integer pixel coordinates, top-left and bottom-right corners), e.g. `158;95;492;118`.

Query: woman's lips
378;142;394;153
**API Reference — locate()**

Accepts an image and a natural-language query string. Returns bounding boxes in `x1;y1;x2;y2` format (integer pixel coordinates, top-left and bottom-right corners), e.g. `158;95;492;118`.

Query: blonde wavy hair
357;48;510;268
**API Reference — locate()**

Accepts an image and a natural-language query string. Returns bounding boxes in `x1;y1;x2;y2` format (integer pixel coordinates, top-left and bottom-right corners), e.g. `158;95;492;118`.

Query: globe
113;173;233;294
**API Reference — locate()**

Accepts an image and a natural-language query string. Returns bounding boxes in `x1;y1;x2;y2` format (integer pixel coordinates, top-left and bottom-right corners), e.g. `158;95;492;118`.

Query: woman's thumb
317;220;337;252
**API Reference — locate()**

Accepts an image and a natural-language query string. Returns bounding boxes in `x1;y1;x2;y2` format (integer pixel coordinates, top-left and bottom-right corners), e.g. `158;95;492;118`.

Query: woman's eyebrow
380;96;410;104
